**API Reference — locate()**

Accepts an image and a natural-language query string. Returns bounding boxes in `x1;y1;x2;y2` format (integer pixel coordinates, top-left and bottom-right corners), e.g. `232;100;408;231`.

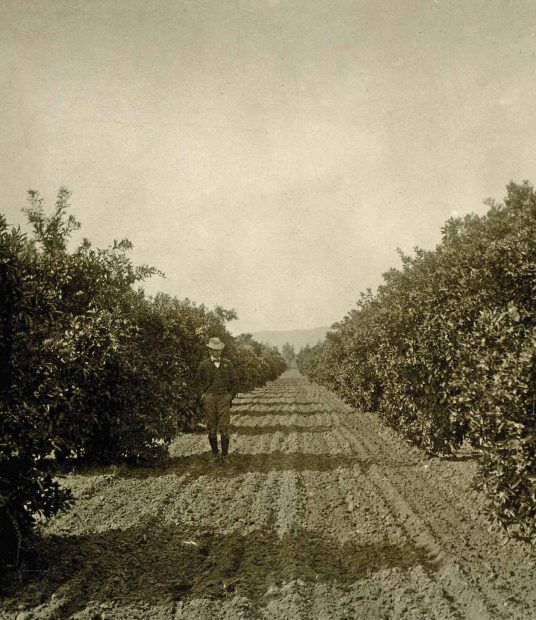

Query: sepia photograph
1;1;535;618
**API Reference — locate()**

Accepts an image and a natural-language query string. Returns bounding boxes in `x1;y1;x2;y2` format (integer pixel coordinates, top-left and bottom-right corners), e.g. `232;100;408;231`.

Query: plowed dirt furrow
1;371;535;620
256;387;463;619
336;420;509;617
328;424;470;619
333;410;487;523
333;404;535;618
45;472;193;536
337;416;535;619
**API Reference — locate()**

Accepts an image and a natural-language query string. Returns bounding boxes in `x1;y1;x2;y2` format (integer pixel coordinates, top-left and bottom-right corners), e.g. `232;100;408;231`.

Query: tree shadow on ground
227;424;332;435
436;453;479;462
232;408;330;416
235;400;321;406
2;518;437;618
110;451;420;480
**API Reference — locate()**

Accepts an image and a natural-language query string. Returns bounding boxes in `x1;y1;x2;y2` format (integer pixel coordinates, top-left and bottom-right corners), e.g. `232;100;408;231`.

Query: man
195;337;238;464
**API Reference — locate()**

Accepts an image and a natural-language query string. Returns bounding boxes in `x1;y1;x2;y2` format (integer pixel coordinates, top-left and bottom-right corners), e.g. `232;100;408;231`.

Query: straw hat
206;337;225;350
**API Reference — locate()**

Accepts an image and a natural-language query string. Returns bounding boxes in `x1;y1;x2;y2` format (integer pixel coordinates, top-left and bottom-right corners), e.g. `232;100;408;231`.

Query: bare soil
1;370;535;619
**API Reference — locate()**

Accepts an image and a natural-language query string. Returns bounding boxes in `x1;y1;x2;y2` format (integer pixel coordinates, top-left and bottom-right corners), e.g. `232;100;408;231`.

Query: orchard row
0;189;286;568
298;181;536;543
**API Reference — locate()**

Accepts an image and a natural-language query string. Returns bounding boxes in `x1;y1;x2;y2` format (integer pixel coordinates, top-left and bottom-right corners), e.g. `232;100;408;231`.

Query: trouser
203;392;232;455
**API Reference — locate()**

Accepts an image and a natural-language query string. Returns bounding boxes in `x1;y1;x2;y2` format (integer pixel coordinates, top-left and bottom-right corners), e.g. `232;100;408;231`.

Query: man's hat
207;337;225;350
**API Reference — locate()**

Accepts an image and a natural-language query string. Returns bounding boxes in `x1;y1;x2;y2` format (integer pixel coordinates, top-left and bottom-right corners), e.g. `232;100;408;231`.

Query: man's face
210;348;222;359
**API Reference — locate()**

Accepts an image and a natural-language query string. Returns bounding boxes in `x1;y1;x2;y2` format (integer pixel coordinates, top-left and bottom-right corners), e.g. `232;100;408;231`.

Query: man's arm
227;360;239;399
195;361;208;397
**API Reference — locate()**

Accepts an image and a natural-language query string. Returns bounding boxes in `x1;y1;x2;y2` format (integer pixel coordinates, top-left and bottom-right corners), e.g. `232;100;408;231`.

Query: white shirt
210;356;221;368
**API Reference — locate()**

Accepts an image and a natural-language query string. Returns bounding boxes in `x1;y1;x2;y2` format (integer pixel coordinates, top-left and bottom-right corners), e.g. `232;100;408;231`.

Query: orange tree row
298;181;535;542
0;189;286;568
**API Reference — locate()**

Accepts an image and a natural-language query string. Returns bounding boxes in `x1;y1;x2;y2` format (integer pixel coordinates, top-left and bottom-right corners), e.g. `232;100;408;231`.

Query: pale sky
2;0;536;333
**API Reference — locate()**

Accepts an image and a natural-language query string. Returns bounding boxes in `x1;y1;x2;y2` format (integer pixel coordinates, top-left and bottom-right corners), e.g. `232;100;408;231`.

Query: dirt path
1;370;535;619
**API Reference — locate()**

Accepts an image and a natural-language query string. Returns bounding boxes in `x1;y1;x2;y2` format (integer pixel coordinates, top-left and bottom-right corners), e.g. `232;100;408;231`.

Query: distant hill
251;326;330;352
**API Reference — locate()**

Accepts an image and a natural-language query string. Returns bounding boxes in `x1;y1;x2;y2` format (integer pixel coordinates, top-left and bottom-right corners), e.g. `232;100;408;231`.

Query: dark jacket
195;357;238;397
